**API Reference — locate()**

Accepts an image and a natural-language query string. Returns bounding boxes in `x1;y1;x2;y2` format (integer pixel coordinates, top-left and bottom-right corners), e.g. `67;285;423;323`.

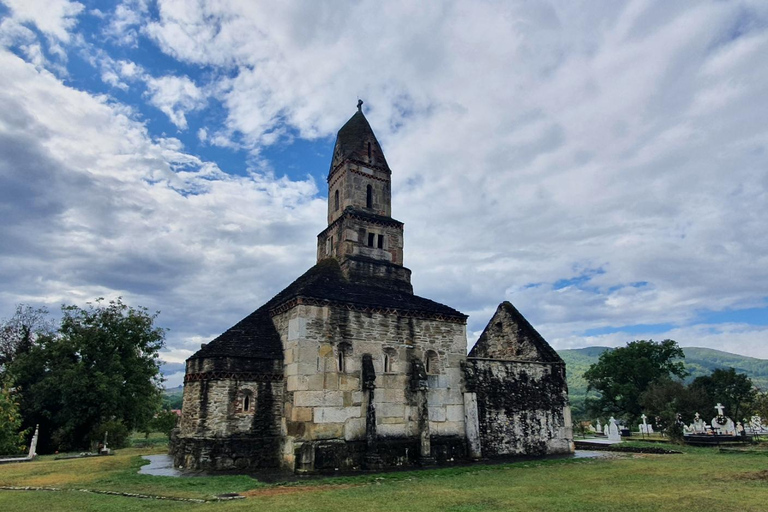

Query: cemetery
576;401;768;450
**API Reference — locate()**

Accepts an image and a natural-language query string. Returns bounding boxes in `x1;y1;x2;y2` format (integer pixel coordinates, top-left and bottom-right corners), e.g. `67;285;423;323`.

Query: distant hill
559;346;768;416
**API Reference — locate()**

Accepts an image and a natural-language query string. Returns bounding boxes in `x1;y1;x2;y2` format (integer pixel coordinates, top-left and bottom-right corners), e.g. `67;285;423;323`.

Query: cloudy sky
1;0;767;386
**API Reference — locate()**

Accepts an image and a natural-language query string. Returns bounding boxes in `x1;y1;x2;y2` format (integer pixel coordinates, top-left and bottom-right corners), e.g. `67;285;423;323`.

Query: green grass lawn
1;441;767;511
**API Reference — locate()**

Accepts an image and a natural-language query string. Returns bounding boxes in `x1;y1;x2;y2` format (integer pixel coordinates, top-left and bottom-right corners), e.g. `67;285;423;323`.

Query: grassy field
1;441;767;512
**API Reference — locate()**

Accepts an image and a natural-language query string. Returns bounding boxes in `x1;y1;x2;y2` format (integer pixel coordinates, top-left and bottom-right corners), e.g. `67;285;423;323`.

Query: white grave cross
641;414;648;425
715;403;726;416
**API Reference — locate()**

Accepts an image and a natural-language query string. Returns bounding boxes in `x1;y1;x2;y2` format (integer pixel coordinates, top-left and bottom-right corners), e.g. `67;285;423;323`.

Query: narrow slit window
243;395;251;412
384;354;391;373
334;190;339;211
377;234;384;249
425;351;439;375
367;142;372;160
338;351;345;373
368;232;375;247
366;185;373;208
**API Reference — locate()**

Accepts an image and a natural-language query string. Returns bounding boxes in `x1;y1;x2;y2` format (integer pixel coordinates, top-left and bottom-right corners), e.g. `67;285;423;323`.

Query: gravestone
639;414;654;434
711;403;736;435
692;412;707;434
595;419;602;434
607;417;621;442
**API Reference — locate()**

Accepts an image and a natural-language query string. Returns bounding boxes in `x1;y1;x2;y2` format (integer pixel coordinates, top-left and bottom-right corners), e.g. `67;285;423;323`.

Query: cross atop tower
715;403;726;416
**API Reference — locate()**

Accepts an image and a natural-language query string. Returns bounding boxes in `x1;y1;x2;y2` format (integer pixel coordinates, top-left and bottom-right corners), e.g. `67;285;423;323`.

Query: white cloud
139;0;767;352
145;74;206;130
0;48;324;356
103;0;148;46
1;0;84;42
1;1;768;362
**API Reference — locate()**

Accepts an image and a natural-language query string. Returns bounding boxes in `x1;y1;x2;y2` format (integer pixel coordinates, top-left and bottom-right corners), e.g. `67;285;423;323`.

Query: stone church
170;103;574;473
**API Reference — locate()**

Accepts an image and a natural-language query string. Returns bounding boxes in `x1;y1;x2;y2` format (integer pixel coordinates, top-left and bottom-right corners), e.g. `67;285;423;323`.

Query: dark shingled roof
329;110;389;176
191;259;465;361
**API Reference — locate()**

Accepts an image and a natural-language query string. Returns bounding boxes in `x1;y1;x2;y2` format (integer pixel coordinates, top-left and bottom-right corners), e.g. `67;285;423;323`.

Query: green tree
584;339;686;421
0;379;28;455
0;305;54;375
148;409;179;437
9;298;166;452
690;367;755;423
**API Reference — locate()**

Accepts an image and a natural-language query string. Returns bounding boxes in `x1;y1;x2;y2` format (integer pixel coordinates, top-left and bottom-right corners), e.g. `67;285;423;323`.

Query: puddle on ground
139;455;187;477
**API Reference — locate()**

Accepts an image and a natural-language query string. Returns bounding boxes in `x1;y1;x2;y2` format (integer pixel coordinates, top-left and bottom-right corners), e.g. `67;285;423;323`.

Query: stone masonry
170;103;574;473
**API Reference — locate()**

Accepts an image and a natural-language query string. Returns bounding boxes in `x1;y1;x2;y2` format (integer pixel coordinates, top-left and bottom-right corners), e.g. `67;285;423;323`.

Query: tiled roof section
329;110;389;177
191;259;466;361
192;307;282;360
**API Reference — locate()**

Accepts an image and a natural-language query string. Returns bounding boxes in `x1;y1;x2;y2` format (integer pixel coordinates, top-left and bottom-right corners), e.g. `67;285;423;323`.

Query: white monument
595;419;602;434
607;416;621;442
692;412;706;434
639;414;654;434
711;403;736;435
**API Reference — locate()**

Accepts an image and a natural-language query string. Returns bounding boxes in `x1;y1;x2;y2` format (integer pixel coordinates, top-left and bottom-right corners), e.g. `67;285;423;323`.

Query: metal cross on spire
357;99;363;112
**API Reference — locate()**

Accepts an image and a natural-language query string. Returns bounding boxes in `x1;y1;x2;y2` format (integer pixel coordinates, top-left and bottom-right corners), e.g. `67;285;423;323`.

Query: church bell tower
317;101;412;293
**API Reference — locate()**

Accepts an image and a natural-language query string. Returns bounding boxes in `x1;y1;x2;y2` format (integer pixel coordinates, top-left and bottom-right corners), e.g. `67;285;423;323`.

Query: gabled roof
329;109;389;177
468;301;562;363
191;259;466;361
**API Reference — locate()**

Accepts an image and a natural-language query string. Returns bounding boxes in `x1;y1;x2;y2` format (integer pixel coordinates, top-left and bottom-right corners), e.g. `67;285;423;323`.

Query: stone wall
277;303;467;471
171;356;284;470
464;358;573;458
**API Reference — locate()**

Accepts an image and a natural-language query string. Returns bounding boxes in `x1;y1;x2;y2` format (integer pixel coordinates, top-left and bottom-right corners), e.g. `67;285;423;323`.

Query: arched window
425;350;439;375
383;348;397;373
237;389;254;414
338;342;352;372
366;185;373;208
334;190;339;211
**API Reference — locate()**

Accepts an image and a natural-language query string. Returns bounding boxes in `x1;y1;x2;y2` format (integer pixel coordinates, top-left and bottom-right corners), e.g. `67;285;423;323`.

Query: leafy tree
690;367;755;423
148;409;179;437
0;379;28;455
639;377;711;440
9;298;166;452
0;305;54;374
752;391;768;421
584;339;686;421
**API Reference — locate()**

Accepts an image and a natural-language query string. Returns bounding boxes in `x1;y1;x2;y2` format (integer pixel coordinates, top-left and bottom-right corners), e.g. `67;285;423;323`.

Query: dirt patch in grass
241;484;356;497
731;470;768;482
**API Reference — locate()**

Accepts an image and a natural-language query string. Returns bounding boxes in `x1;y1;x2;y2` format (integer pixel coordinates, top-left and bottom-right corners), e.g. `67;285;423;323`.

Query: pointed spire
329;103;389;178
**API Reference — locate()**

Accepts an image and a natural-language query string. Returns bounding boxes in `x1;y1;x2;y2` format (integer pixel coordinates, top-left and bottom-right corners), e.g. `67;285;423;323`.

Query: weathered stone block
344;417;365;440
377;403;405;418
294;390;343;407
288;317;307;341
308;422;344;440
446;404;464;422
377;423;407;437
314;406;361;424
338;375;360;391
429;407;447;422
292;407;313;422
286;375;308;391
